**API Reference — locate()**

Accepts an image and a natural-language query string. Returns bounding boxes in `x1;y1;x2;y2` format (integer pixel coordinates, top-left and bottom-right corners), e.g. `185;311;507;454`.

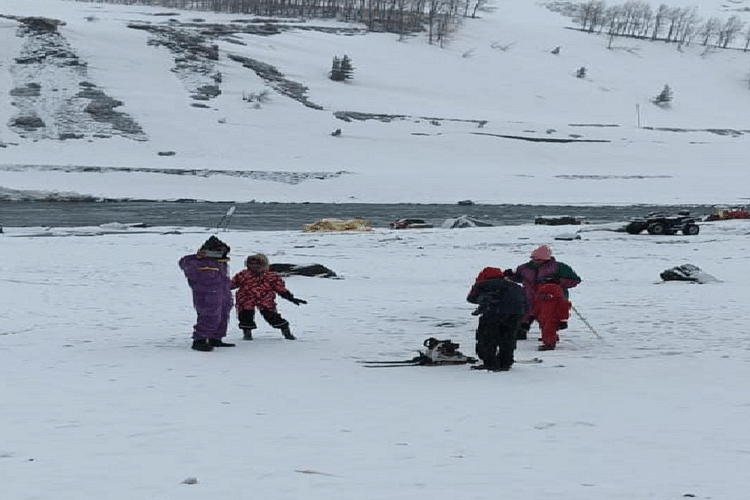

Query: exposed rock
17;16;66;33
12;116;45;129
58;132;84;140
10;83;41;97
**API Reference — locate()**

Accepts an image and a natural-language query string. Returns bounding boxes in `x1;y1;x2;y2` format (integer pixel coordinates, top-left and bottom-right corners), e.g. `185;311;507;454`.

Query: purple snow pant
191;289;233;340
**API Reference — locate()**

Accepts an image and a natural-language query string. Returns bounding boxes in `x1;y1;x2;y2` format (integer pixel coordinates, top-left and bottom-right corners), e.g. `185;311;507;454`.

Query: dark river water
0;201;716;230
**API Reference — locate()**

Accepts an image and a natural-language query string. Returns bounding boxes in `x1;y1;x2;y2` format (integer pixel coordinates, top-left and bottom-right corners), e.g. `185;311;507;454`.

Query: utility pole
636;104;641;128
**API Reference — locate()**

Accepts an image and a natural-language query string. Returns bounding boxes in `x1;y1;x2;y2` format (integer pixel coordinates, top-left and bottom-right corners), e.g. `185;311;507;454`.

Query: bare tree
470;0;487;18
675;8;701;49
576;0;606;33
700;17;722;46
718;15;744;48
651;3;668;40
604;5;625;48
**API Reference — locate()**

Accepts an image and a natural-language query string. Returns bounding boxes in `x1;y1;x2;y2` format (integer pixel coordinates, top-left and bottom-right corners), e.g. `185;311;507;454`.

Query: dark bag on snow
421;338;474;364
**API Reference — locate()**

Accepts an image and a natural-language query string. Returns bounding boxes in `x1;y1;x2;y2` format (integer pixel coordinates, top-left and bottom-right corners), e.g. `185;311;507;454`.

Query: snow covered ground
2;219;750;499
2;0;750;498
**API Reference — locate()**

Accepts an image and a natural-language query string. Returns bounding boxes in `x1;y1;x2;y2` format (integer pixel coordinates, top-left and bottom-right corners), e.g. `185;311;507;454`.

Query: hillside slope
1;0;750;204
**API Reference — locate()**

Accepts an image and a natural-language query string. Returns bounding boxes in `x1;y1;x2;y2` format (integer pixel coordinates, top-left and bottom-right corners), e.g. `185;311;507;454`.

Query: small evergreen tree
576;66;587;78
330;56;342;81
330;55;354;82
340;55;354;81
653;84;673;106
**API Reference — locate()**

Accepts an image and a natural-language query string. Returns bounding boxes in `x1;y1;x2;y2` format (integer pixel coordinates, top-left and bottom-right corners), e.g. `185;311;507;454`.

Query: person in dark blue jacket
466;267;527;371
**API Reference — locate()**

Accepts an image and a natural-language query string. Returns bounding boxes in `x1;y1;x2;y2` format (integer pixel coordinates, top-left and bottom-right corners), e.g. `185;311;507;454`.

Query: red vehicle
704;208;750;221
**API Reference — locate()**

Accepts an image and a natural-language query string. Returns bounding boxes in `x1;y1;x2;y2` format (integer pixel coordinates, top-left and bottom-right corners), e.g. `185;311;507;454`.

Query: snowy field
2;0;750;498
2;219;749;499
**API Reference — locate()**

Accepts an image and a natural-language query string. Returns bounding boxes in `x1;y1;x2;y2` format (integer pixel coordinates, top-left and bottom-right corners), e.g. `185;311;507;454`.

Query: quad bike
625;210;700;236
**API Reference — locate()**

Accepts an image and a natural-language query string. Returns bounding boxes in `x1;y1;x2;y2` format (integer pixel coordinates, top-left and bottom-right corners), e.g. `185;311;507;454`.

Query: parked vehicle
704;207;750;221
625;210;700;235
389;218;433;229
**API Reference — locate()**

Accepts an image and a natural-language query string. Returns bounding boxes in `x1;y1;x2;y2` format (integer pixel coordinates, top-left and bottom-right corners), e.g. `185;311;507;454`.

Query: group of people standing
178;237;580;366
178;236;306;352
466;245;581;371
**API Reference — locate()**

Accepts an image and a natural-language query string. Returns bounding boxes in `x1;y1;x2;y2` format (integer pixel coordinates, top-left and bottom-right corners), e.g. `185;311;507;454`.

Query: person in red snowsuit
178;236;234;352
508;245;581;351
231;253;307;340
533;281;571;351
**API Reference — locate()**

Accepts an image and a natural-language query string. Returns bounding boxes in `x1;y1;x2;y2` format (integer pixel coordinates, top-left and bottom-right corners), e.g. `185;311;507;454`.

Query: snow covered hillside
1;0;750;203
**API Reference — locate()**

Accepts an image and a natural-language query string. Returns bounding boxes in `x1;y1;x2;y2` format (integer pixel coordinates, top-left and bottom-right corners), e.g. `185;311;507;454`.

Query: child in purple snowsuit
179;236;234;351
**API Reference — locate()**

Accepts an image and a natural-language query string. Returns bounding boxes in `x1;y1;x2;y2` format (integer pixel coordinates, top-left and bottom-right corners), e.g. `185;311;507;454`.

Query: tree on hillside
469;0;488;18
577;0;606;33
340;55;355;81
651;4;669;40
330;56;341;81
717;16;744;49
653;84;673;107
700;17;722;46
675;8;701;49
605;5;626;48
330;55;354;81
576;66;587;78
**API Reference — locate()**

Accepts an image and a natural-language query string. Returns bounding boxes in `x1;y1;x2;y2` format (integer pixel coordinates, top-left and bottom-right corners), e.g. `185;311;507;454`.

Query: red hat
530;245;553;261
475;267;505;283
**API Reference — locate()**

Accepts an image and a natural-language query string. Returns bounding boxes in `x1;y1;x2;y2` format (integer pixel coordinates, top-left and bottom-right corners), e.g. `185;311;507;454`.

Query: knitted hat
246;253;269;269
530;245;553;261
475;267;505;283
199;236;230;257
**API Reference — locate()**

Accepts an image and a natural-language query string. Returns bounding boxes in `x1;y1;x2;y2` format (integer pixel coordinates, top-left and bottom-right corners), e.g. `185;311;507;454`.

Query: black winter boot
191;339;214;352
208;338;235;347
242;328;253;340
517;323;530;340
280;325;296;340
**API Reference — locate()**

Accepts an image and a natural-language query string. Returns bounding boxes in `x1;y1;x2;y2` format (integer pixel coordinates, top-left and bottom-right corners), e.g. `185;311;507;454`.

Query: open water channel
0;201;717;230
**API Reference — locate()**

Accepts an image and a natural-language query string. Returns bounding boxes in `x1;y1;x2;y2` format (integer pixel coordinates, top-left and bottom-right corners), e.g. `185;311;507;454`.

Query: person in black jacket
466;267;527;371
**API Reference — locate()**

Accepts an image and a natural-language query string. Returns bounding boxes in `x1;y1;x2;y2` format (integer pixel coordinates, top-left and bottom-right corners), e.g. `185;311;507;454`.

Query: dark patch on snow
556;174;672;180
228;54;323;110
642;126;750;137
472;132;609;143
0;164;351;187
334;111;487;127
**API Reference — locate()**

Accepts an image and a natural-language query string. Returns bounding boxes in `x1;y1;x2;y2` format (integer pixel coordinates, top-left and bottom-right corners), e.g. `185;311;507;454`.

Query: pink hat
530;245;553;261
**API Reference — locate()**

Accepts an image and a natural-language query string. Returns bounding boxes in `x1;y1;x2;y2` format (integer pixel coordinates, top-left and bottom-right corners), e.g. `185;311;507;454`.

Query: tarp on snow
442;215;494;229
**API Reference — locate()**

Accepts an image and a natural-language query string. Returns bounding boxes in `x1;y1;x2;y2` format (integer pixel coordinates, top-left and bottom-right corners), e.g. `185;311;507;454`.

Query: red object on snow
533;282;570;348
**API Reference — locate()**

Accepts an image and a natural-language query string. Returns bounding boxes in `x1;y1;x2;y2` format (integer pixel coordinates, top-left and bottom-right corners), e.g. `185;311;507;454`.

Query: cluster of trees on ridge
574;0;750;51
71;0;490;44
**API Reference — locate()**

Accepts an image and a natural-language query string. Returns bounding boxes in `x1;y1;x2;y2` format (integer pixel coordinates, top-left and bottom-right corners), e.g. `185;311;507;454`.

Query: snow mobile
625;210;700;236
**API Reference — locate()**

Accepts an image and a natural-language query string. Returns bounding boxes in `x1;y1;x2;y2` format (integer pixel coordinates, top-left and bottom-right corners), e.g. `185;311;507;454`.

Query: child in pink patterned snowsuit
231;253;307;340
508;245;581;351
179;236;234;352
